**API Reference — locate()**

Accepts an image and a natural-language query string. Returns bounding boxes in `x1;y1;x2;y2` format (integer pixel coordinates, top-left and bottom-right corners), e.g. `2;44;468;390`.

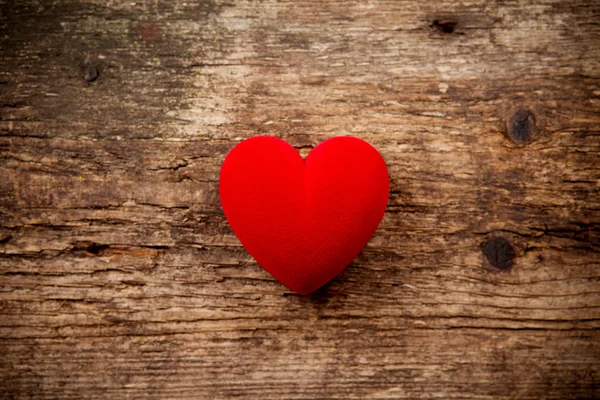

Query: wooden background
1;0;599;398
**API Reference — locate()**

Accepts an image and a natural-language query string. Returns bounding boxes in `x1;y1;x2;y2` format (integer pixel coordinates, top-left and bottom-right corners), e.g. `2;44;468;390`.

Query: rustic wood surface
1;0;599;398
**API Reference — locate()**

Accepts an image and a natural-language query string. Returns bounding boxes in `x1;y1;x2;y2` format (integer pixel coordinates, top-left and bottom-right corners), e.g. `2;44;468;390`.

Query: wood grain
1;0;599;398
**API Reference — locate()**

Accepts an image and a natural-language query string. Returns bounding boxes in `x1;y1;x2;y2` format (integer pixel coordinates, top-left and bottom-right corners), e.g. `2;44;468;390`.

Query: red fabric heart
219;136;389;294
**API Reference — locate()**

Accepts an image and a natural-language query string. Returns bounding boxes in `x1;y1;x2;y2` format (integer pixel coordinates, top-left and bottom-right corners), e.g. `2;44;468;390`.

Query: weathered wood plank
1;0;599;398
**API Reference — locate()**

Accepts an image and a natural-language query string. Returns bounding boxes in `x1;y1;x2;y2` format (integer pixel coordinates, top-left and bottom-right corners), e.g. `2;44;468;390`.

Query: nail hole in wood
482;237;515;270
507;108;535;143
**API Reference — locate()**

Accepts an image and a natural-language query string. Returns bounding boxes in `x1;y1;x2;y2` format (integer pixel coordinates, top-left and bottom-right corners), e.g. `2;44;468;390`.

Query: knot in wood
482;237;515;270
432;19;458;34
84;66;99;82
507;108;535;143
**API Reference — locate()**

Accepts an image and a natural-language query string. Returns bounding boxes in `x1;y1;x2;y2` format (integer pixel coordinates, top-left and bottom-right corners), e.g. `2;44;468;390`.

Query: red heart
219;136;389;294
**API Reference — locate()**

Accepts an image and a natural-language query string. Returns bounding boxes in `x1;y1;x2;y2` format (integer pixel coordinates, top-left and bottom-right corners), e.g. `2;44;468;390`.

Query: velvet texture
220;136;389;294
